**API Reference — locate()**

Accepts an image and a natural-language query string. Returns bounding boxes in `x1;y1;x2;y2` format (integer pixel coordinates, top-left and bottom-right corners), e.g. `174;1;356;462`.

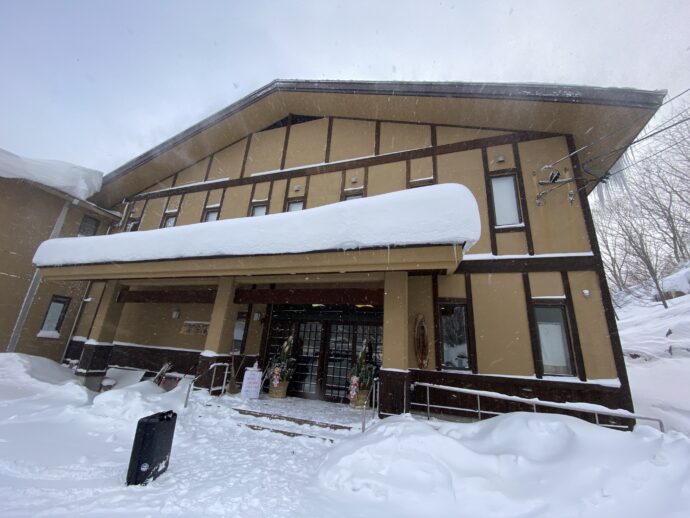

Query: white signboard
241;367;262;399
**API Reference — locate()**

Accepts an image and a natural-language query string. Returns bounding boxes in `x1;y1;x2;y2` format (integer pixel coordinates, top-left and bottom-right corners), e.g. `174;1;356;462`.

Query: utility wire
543;86;690;170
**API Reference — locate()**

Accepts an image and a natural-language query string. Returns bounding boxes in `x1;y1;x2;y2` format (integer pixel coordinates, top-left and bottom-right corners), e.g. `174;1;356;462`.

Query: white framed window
251;204;267;217
161;213;177;228
287;200;304;212
491;175;521;226
534;305;575;376
39;295;70;338
203;208;220;222
439;303;471;370
344;193;363;201
125;219;140;232
77;215;100;237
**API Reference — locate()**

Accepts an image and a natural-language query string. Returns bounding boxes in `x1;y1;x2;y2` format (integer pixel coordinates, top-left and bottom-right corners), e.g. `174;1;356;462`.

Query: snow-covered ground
1;353;690;517
618;293;690;436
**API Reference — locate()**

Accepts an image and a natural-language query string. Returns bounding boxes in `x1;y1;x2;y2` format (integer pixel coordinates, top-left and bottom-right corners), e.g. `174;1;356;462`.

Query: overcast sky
1;0;689;173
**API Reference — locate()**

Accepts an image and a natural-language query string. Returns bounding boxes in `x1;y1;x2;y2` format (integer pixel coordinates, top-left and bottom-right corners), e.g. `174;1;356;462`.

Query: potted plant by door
348;340;378;409
268;336;296;398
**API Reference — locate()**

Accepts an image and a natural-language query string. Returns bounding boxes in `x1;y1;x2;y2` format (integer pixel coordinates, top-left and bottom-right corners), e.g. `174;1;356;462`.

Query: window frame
39;295;71;335
532;302;577;377
202;207;220;222
343;193;364;201
250;203;268;217
437;299;474;372
125;218;140;232
286;199;304;212
161;212;178;228
77;215;100;237
489;172;523;228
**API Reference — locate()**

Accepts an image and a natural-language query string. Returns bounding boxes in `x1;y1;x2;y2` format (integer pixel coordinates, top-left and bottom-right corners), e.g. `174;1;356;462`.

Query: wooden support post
383;271;409;369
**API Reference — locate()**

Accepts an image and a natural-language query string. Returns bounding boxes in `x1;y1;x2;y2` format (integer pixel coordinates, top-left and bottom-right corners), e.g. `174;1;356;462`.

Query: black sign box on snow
126;410;177;486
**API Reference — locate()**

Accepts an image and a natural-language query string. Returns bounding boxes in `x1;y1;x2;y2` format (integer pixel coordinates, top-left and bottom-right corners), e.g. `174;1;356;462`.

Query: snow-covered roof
0;147;103;200
34;183;480;267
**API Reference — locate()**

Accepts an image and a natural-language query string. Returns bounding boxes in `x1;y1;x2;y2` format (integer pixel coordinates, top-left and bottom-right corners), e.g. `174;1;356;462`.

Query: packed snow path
1;354;689;517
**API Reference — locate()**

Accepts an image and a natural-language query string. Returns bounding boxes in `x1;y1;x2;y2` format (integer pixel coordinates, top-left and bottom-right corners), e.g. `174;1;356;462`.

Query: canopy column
382;271;409;369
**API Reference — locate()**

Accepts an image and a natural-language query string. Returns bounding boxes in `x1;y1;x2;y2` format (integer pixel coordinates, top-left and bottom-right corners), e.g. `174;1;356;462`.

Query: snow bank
33;183;481;267
317;414;690;518
0;147;102;200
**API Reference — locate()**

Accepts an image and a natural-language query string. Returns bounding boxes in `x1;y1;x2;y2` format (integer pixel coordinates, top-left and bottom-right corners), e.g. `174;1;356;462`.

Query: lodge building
29;80;664;418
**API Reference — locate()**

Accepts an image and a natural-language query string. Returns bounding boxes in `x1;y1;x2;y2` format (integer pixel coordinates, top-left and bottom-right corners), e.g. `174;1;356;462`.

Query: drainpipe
6;201;71;353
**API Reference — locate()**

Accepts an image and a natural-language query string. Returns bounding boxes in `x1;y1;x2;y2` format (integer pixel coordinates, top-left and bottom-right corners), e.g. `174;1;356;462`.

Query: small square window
125;219;140;232
203;208;220;222
491;175;521;226
344;193;363;201
40;296;70;336
439;303;471;370
534;305;575;376
287;200;304;212
162;214;177;228
77;215;100;237
251;205;267;217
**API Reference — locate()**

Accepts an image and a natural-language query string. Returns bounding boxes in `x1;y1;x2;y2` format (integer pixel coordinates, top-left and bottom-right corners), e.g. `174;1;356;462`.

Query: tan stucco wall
568;271;617;379
139;197;166;230
383;271;408;369
284;118;328;168
437;274;466;299
528;272;564;298
380;122;431;153
367;161;406;196
74;281;106;338
176;158;209;186
519;137;592;254
177;192;206;225
471;273;534;376
209;138;247;181
220;184;252;219
496;231;528;255
328;118;376;162
306;171;341;208
245;127;285;176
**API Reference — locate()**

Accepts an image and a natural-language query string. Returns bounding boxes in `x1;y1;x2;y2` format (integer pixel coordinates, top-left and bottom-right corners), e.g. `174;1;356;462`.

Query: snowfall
1;287;690;516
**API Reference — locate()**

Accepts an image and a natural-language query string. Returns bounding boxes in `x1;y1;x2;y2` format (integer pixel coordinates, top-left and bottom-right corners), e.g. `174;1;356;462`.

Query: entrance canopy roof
34;184;478;280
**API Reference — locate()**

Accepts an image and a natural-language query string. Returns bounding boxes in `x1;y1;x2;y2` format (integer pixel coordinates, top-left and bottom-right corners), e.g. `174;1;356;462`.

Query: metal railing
184;362;230;408
361;377;380;433
410;382;665;432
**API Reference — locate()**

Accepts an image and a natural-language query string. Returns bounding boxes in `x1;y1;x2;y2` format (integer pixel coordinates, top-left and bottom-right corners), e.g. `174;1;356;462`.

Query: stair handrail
184;362;230;408
361;377;380;433
410;381;665;432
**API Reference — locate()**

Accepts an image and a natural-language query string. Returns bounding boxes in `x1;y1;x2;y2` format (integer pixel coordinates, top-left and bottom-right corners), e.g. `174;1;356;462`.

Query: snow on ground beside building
1;353;690;517
33;183;480;267
0;147;102;200
618;293;690;435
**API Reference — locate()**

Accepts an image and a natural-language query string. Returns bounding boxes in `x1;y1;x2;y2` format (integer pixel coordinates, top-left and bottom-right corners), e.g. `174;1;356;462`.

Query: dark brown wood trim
494;225;526;234
567;135;633;410
216;184;227;218
374;121;381;155
266;181;275;214
363;166;369;197
338;170;346;201
303;175;312;207
258;304;274;367
405;159;411;187
561;271;587;381
457;255;597;273
234;288;384;305
128;132;554;202
279;115;292;170
465;272;478;374
482;147;498;255
117;288;216;304
432;274;441;369
199;155;215;222
487;167;518;176
430;125;438;183
523;272;543;378
513;142;534;255
239;134;252;178
240;304;252;354
85;284;107;340
325;116;333;163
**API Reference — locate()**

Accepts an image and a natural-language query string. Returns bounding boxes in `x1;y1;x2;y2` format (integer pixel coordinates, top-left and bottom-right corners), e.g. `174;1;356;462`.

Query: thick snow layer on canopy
1;352;689;517
0;147;102;200
33;183;480;267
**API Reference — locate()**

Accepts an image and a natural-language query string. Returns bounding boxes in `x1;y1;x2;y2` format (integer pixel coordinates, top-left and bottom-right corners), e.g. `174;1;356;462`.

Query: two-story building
32;80;663;417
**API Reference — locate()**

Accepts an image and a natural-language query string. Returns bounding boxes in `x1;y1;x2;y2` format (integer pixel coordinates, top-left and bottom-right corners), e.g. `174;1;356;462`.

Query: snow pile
662;262;690;295
317;414;690;518
618;294;690;435
33;183;481;267
0;147;102;200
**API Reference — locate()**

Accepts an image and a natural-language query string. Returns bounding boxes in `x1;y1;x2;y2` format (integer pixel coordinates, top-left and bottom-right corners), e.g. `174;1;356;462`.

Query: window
287;200;304;212
77;215;100;237
534;306;575;376
439;303;471;370
125;219;140;232
344;193;363;201
161;213;177;228
251;204;267;217
491;175;521;226
233;312;248;353
39;296;70;337
203;208;220;222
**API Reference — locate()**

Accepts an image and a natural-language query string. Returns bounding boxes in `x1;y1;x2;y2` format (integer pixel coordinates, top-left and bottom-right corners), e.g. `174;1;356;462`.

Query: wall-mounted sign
180;321;209;336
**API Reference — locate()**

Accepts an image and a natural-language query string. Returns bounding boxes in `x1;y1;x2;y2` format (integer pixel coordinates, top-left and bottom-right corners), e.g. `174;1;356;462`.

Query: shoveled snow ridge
0;147;103;200
33;183;481;267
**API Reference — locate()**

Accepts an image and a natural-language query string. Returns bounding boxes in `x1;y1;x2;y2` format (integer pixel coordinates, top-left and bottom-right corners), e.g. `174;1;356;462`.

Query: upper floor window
344;193;363;201
38;295;70;338
534;305;575;376
125;219;140;232
161;213;177;228
439;302;471;370
77;215;100;237
251;204;267;217
203;208;220;222
287;200;304;212
491;175;521;226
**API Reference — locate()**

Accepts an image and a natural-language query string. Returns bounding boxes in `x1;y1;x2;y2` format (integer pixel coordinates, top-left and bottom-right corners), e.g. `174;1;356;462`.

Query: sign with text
240;367;262;399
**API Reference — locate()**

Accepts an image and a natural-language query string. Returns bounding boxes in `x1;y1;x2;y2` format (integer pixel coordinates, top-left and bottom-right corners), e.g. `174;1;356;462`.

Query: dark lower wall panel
107;345;201;375
64;339;86;362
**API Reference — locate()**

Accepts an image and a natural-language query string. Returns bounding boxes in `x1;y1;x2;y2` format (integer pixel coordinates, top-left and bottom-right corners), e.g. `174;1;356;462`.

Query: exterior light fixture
171;309;181;320
582;289;591;298
252;312;262;321
496;155;506;163
351;177;358;184
294;185;301;192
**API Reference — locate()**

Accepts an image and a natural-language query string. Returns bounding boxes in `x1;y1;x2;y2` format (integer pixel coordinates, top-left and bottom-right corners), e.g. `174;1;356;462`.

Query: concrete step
232;407;354;431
